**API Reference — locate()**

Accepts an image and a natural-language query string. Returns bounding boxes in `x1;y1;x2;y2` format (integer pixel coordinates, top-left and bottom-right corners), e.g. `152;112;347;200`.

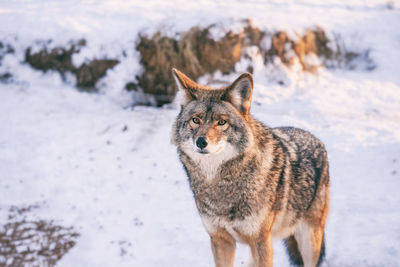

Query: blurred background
0;0;399;266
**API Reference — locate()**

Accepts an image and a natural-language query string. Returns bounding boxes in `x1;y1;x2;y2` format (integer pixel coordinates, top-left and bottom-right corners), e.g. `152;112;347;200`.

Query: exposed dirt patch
0;42;15;83
0;72;12;83
25;40;119;91
0;42;15;62
0;204;79;267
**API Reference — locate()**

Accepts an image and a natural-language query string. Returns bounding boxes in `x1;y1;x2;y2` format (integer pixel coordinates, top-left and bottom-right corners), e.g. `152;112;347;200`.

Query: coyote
171;68;330;267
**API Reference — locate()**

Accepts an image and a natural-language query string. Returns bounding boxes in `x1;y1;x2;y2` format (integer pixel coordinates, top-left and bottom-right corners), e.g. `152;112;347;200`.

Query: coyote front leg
248;230;273;267
210;231;236;267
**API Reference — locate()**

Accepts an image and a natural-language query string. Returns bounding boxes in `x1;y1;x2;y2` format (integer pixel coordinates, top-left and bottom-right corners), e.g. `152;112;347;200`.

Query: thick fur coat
171;68;330;267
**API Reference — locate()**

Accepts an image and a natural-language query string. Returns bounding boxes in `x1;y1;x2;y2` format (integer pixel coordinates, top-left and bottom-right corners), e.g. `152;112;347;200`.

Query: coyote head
171;68;254;162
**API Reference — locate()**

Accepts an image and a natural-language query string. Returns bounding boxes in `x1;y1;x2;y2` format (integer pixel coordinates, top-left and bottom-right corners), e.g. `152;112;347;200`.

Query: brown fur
210;230;236;267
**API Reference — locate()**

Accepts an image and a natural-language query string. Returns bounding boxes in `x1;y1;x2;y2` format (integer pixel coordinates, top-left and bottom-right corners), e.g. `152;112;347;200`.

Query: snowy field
1;0;400;266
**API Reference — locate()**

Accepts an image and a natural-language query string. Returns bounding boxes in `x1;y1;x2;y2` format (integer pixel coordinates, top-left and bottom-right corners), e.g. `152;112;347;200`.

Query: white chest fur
200;209;298;243
183;141;239;180
200;208;268;243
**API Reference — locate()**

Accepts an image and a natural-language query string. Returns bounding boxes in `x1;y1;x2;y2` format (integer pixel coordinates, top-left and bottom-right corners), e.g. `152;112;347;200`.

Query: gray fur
171;69;330;267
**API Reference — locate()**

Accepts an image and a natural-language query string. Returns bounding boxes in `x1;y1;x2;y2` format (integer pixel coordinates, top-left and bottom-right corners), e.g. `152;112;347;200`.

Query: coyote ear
224;73;254;116
172;68;198;106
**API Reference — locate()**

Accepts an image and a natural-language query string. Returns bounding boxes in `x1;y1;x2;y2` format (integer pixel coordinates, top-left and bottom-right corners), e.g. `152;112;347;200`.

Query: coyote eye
218;120;227;126
192;117;200;124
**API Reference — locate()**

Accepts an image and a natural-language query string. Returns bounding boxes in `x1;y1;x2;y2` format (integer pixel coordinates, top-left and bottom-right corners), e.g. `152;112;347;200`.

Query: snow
1;0;400;266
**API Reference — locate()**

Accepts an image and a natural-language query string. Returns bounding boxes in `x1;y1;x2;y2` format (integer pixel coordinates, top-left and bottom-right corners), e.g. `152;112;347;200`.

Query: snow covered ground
1;0;400;266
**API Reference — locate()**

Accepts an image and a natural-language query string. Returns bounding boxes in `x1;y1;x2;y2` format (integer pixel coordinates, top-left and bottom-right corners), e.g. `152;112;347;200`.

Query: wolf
171;68;330;267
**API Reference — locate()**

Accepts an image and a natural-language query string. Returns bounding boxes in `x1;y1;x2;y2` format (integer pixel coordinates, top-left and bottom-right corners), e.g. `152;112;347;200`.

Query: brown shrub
265;28;334;72
133;22;339;106
76;59;119;88
25;40;119;91
25;40;83;75
134;21;265;106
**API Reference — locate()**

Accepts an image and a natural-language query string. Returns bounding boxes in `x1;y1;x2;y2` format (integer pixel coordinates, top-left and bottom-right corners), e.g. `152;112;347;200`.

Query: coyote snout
192;135;228;155
196;137;208;149
172;68;330;267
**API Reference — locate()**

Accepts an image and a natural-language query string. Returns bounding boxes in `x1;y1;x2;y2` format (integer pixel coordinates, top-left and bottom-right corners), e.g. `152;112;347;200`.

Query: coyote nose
196;137;208;149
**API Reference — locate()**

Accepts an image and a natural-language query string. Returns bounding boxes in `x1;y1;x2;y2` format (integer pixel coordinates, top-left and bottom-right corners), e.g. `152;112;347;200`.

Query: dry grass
0;205;79;267
25;40;119;91
268;28;333;72
15;21;370;106
133;21;342;106
134;21;265;106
